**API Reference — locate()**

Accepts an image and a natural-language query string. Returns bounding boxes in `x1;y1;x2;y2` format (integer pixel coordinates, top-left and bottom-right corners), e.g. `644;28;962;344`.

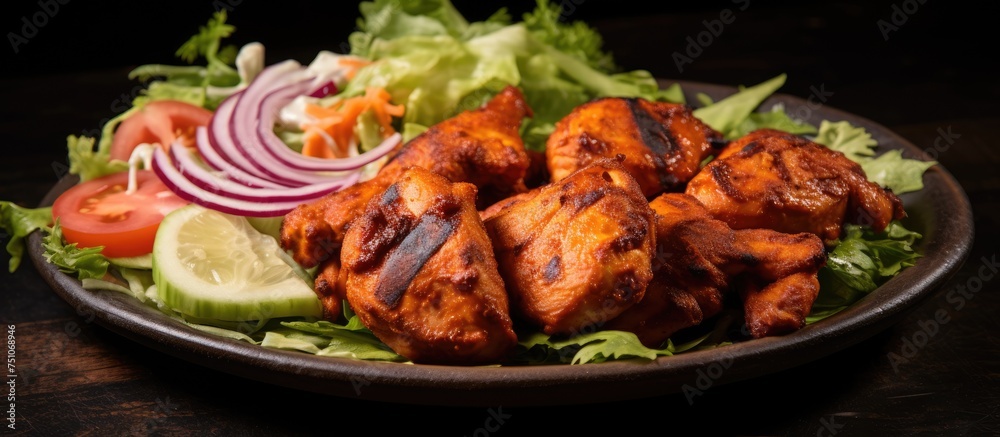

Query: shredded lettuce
349;0;479;56
344;0;681;151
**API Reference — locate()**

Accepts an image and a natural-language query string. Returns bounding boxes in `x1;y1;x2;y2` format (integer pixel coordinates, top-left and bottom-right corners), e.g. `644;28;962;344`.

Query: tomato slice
51;171;190;258
109;100;213;162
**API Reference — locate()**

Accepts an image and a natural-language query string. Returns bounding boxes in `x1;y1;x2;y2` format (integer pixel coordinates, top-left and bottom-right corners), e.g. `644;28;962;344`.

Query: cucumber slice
108;253;154;270
152;204;321;322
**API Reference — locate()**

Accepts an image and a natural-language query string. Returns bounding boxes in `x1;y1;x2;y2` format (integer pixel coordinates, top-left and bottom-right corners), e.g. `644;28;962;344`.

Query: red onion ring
194;126;287;189
254;81;402;172
151;59;402;217
151;147;306;217
170;140;359;202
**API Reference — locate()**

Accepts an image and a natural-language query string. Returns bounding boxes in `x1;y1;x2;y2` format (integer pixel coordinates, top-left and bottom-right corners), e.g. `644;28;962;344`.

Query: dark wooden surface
2;1;998;435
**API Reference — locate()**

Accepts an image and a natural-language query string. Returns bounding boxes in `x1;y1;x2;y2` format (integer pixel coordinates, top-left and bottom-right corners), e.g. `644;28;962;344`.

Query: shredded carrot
338;57;372;81
300;87;404;159
301;131;336;159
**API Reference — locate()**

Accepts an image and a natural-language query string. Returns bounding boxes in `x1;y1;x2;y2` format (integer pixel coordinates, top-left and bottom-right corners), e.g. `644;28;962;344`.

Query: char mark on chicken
545;97;725;198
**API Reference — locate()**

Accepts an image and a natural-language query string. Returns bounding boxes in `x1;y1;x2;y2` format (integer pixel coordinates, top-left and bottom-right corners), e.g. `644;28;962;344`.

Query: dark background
2;0;997;208
2;1;998;435
2;1;997;123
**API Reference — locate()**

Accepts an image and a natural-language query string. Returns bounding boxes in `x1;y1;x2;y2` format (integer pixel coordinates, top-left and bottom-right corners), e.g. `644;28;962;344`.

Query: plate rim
27;79;975;407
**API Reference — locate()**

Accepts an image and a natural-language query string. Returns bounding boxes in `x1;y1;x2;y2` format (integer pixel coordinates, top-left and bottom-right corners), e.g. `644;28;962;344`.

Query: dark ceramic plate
28;80;974;407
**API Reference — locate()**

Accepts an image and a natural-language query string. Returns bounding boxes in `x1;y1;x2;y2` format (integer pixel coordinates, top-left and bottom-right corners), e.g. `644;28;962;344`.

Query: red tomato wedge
52;171;190;258
109;100;213;162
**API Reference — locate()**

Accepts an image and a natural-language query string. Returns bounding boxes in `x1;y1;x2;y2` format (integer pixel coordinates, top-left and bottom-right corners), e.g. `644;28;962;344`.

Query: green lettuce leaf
41;220;110;280
515;330;674;365
345;0;681;152
260;331;324;354
809;221;923;323
521;0;617;73
812;120;877;160
67;135;128;182
80;267;153;304
174;10;236;65
860;150;937;195
349;0;480;57
812;120;936;194
132;81;208;108
728;103;817;138
127;11;241;111
693;73;787;138
182;321;259;344
0;202;52;272
280;318;406;362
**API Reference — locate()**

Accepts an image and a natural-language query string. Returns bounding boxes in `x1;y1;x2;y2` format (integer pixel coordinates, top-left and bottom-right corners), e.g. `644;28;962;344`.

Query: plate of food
6;1;972;407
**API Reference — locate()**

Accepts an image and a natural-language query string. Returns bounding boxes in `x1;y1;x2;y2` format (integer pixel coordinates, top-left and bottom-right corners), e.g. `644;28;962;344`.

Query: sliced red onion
255;81;402;172
194;127;287;189
170;141;359;202
151;59;400;217
152;147;307;217
226;60;401;174
206;91;288;184
226;64;351;186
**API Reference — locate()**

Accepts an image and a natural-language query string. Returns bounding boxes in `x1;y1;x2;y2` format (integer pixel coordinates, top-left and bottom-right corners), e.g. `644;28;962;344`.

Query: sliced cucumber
108;253;154;270
152;204;321;322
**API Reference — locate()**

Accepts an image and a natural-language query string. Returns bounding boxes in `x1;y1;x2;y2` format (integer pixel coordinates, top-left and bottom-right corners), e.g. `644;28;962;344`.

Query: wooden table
2;1;997;435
